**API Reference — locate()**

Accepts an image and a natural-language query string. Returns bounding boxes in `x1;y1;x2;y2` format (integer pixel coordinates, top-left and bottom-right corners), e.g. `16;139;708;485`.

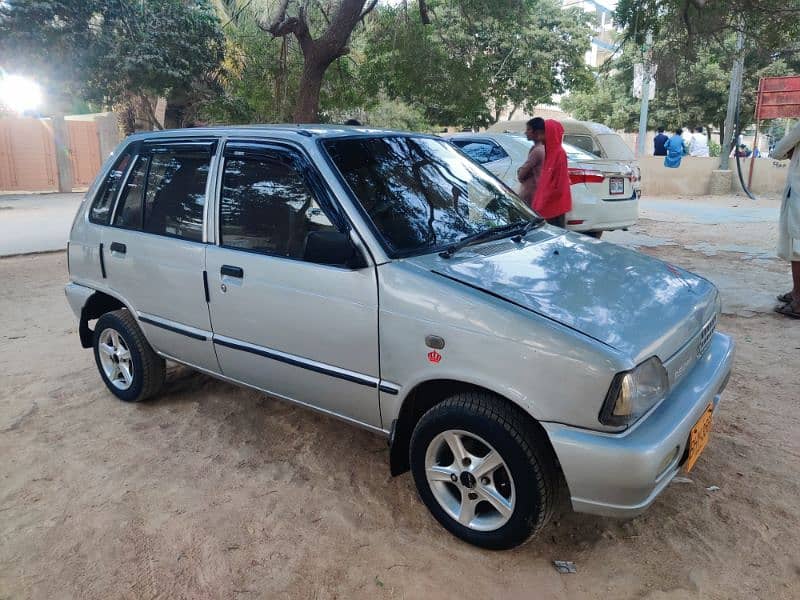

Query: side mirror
303;230;367;269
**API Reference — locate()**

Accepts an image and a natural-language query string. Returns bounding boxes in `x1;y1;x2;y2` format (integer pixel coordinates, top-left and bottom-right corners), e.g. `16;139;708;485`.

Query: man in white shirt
773;121;800;318
689;126;710;157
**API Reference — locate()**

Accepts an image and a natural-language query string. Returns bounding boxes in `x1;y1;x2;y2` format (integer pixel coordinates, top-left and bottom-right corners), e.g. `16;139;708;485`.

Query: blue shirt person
653;128;669;156
664;128;686;169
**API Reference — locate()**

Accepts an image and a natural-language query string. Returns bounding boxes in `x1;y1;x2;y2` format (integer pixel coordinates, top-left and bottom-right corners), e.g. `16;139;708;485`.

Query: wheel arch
78;289;131;348
388;379;559;478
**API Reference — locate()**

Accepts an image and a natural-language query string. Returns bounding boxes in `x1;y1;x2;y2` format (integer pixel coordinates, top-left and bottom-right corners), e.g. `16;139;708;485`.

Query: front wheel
409;393;559;549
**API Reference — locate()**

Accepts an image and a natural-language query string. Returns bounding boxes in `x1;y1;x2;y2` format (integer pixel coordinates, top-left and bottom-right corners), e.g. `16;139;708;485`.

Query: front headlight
599;357;669;427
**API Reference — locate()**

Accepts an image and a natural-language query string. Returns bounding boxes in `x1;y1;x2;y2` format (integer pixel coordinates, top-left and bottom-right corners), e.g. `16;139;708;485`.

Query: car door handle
110;242;126;255
220;265;244;278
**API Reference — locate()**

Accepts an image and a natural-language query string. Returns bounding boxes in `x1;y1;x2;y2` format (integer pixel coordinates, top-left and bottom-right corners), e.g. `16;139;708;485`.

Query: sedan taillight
568;167;605;185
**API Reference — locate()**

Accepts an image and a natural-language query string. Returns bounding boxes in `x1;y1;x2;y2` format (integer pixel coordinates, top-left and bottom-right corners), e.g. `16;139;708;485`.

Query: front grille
697;314;717;357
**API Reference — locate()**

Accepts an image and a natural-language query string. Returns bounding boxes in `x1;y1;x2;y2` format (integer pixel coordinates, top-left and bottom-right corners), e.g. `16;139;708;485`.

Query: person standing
517;117;546;208
772;121;800;318
653;127;668;156
664;129;685;169
532;119;572;227
689;126;710;157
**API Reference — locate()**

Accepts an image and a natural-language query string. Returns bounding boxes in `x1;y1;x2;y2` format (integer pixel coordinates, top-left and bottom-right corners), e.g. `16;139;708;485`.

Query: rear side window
89;152;133;224
453;140;508;164
219;154;335;259
564;134;601;158
142;149;210;242
113;155;148;229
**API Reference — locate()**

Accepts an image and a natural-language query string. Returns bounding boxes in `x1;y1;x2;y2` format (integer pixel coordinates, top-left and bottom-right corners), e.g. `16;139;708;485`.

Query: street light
0;74;43;114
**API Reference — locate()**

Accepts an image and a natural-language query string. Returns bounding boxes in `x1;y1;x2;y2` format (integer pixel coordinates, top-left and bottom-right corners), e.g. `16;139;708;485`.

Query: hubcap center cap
460;471;476;489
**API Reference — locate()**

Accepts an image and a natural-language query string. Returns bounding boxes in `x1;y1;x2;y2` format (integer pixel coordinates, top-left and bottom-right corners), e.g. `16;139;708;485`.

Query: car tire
409;392;558;550
93;309;165;402
585;230;603;239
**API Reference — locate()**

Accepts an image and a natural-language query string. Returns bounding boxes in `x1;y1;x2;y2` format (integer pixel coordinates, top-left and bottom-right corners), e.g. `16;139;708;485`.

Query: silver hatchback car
66;126;734;549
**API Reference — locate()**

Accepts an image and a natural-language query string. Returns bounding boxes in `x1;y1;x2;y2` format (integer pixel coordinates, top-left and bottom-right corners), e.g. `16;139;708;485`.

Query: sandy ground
1;198;799;599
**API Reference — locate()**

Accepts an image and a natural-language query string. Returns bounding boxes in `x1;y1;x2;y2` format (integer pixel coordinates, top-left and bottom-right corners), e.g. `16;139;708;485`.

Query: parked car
446;132;639;236
488;117;642;184
66;126;734;550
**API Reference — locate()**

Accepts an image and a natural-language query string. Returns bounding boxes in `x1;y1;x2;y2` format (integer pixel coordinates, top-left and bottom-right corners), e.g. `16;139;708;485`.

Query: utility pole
636;32;653;158
719;28;746;171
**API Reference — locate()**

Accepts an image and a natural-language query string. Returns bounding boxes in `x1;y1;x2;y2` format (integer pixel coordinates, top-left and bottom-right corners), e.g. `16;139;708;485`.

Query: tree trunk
293;63;326;122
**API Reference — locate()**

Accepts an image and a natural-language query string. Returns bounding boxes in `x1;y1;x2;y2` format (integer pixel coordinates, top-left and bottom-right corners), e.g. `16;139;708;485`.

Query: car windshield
323;135;541;257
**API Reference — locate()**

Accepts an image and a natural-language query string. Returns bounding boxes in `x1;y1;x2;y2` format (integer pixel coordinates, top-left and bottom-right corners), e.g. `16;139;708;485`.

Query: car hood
409;230;716;361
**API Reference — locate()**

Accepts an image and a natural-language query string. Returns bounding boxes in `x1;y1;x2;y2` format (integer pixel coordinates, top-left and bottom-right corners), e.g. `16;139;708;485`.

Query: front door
101;139;219;372
205;141;381;428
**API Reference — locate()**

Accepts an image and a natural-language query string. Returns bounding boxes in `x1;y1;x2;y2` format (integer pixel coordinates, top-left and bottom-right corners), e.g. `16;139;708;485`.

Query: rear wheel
93;309;165;402
585;230;603;239
410;392;558;549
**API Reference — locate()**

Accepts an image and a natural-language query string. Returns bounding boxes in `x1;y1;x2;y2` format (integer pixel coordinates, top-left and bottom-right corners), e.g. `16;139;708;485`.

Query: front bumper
542;331;735;518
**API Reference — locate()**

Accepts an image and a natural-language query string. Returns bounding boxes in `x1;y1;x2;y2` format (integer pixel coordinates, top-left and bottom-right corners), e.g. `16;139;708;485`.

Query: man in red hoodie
532;119;572;228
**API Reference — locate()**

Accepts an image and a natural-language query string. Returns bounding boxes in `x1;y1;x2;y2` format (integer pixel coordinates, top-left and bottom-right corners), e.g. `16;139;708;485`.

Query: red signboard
755;76;800;119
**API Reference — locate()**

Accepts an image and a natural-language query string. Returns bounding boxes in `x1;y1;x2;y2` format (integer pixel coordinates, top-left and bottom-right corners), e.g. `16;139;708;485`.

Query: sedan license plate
685;404;714;472
609;177;625;195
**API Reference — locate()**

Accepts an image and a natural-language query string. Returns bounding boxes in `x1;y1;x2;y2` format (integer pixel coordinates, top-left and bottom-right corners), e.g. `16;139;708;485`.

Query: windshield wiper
439;220;542;259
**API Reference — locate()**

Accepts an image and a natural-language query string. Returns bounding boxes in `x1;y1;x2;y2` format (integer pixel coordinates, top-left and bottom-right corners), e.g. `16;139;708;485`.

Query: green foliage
359;0;594;128
0;0;224;112
708;138;721;157
563;34;796;136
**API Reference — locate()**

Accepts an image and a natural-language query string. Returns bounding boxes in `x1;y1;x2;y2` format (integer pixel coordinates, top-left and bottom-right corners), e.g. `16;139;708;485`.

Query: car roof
485;118;615;136
125;124;425;143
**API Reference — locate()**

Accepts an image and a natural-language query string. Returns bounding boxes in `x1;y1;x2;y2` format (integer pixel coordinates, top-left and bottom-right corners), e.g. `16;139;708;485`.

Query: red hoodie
532;119;572;219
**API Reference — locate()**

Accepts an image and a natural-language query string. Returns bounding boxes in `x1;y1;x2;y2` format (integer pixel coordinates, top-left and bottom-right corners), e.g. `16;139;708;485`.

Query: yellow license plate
685;404;714;472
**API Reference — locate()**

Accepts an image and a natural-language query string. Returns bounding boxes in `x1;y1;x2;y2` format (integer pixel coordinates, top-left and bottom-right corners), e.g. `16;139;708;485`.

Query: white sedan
446;132;639;237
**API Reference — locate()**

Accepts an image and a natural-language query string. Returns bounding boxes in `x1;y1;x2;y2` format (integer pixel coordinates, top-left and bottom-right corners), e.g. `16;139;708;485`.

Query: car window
89;152;133;224
219;154;336;260
563;143;598;162
564;134;601;158
323;136;538;258
142;149;210;242
453;140;508;164
596;134;636;161
112;155;148;229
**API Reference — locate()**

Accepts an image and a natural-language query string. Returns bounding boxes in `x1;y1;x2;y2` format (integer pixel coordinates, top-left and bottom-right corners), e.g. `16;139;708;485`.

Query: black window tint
142;149;209;241
454;141;495;164
220;155;335;260
90;153;132;224
112;155;148;229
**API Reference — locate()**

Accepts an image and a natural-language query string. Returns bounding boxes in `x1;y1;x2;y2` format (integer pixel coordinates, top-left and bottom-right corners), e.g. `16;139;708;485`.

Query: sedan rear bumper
542;331;735;518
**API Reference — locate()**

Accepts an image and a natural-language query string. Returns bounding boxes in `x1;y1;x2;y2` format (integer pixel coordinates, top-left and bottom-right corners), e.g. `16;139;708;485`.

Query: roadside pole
719;28;746;171
636;33;653;158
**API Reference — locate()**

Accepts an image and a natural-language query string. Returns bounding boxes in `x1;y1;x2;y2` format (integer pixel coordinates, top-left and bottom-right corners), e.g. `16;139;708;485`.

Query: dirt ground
2;201;799;599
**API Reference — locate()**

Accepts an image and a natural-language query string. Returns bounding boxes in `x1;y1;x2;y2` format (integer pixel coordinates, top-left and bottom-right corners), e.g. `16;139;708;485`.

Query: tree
253;0;379;122
359;0;593;128
0;0;225;131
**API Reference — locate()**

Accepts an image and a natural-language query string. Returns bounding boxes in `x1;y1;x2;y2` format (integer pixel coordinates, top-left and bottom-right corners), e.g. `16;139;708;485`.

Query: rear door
204;140;381;428
101;139;219;372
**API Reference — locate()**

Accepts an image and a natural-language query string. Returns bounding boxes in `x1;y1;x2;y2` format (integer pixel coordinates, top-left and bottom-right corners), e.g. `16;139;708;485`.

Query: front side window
323;136;538;257
142;149;210;241
90;152;133;224
219;153;336;260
